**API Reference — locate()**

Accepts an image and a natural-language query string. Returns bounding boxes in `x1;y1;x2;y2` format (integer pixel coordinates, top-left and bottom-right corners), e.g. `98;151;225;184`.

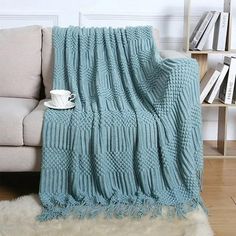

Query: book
202;24;215;50
195;11;220;51
189;11;214;51
205;63;229;103
200;68;221;103
219;56;236;104
213;12;229;51
232;82;236;104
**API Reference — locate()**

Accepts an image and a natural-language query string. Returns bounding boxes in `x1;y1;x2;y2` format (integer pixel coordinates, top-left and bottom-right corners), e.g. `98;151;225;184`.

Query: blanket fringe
37;197;206;222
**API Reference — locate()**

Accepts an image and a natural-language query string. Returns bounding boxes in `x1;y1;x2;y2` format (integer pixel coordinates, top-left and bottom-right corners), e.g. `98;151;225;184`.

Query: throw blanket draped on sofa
38;26;204;221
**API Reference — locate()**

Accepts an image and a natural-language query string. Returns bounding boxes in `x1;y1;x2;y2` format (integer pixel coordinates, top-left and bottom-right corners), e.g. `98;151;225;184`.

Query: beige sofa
0;26;52;171
0;25;188;172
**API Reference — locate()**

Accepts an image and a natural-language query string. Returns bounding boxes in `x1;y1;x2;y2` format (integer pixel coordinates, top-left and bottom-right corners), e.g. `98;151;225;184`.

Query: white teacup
50;90;75;108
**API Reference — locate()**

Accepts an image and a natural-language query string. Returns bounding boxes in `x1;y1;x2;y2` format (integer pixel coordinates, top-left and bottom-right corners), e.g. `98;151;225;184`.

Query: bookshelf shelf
184;0;236;158
188;50;236;55
204;140;236;158
201;99;236;107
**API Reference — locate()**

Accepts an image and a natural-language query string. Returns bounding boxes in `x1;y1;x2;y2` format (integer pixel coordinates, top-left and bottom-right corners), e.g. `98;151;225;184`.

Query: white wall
1;0;236;140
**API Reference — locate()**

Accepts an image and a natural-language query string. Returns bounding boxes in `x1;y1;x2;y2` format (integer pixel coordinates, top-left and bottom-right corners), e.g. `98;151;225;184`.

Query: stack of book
190;11;229;51
200;56;236;104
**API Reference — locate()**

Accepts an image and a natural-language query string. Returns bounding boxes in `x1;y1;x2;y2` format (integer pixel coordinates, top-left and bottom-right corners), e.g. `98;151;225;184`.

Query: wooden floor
201;159;236;236
0;159;236;236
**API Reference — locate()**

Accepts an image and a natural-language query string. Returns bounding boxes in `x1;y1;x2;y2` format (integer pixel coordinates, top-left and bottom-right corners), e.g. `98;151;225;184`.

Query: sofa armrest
159;50;190;59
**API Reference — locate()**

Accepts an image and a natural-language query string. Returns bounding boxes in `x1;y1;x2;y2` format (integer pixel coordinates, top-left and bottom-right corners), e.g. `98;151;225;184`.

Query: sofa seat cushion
0;146;41;171
0;97;38;146
0;25;42;99
24;99;48;146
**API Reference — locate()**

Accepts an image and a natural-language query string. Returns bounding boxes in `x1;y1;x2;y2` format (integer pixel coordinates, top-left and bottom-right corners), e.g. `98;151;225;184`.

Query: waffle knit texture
38;26;204;221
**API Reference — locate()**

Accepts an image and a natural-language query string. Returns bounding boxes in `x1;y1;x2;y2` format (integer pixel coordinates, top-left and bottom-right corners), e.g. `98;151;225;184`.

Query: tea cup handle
69;93;76;102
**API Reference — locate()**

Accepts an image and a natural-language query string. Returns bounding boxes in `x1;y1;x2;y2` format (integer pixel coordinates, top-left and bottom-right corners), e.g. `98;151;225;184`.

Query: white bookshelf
183;0;236;158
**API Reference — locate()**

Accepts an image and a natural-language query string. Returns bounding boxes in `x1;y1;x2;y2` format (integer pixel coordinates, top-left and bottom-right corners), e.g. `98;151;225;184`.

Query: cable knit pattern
38;26;205;221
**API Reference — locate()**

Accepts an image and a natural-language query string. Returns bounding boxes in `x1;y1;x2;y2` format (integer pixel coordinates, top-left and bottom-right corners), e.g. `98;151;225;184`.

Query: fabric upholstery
0;146;41;171
24;99;48;146
0;97;38;146
42;28;53;98
160;50;189;59
0;25;42;99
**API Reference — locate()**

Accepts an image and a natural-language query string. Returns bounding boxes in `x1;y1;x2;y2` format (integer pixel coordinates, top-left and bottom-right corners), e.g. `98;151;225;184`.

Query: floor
0;159;236;236
201;159;236;236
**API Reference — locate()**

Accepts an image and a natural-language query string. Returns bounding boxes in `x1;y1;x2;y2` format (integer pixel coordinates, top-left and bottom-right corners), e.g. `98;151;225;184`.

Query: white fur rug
0;195;213;236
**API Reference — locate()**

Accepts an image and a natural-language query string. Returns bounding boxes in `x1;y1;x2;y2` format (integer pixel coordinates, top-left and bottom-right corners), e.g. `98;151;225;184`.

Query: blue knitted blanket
38;26;204;221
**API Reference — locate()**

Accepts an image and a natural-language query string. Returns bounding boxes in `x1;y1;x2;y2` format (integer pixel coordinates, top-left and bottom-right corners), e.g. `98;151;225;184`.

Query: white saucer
44;100;75;110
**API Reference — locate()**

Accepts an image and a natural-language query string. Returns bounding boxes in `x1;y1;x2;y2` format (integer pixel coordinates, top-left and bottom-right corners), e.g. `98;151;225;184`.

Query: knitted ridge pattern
38;26;204;221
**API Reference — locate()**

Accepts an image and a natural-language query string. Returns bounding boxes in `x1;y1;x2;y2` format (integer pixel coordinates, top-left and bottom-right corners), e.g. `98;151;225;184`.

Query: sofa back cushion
0;25;42;99
42;27;53;98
